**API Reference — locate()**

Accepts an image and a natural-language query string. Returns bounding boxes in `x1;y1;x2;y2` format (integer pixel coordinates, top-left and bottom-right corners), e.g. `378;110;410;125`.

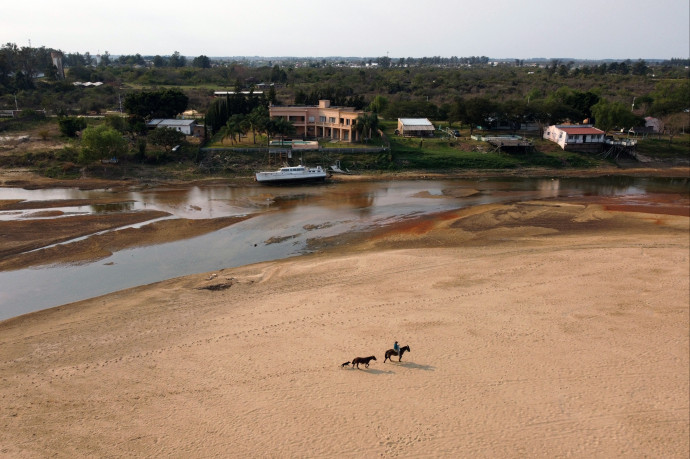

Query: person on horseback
393;341;400;355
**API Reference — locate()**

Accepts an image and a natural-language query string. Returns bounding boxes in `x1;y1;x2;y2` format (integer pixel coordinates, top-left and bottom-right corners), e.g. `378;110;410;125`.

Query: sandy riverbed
1;191;688;457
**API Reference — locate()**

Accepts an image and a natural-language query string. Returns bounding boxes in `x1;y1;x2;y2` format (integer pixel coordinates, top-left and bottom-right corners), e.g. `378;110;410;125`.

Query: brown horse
384;345;410;363
351;355;377;368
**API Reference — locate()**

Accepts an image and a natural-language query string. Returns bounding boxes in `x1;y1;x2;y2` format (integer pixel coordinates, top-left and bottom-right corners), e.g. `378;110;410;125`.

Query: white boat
255;164;328;184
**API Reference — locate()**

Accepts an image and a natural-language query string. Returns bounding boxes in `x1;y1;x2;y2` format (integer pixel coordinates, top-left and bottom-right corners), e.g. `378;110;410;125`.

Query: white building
397;118;435;137
543;124;605;151
147;119;197;136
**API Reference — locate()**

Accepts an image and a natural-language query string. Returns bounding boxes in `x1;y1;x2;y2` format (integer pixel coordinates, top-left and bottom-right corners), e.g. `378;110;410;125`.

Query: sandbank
0;198;688;457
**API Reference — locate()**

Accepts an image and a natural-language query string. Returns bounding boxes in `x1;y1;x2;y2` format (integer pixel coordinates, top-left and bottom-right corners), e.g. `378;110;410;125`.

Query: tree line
2;42;688;137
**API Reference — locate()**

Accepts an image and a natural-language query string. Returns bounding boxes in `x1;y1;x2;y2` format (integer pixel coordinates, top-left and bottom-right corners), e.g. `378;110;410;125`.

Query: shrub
79;125;129;164
58;117;87;137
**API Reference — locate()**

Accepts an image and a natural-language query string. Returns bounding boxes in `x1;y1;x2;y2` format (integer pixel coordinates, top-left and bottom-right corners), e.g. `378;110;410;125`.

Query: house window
319;116;326;122
339;118;344;124
329;117;336;123
346;119;350;125
308;116;315;122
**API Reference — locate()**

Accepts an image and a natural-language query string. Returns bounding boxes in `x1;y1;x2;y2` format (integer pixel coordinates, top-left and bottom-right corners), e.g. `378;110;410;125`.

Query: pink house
269;100;365;142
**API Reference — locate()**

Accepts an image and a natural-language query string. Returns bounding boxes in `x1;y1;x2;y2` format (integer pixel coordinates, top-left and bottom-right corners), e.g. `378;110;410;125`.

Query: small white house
543;124;605;151
397;118;435;137
147;119;197;136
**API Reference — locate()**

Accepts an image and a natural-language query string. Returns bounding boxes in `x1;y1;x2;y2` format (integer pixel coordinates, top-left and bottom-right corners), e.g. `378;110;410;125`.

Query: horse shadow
357;368;395;375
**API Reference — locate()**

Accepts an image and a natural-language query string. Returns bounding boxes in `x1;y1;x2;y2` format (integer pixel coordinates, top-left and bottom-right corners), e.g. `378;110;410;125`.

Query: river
0;176;687;320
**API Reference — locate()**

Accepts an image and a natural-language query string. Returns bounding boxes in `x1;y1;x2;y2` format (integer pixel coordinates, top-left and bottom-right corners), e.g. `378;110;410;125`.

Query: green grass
635;135;690;159
380;119;604;170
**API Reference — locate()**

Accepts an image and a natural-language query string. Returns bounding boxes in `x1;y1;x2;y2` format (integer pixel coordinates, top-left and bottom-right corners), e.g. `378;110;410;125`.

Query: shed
147;119;197;136
397;118;435;137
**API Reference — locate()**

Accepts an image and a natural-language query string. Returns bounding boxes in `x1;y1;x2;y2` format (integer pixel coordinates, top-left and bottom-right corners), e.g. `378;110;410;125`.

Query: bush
79;125;129;164
58;117;87;137
148;127;186;152
55;146;80;162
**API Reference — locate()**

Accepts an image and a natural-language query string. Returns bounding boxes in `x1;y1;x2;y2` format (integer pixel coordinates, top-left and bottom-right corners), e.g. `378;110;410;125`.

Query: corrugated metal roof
399;118;433;127
147;119;196;127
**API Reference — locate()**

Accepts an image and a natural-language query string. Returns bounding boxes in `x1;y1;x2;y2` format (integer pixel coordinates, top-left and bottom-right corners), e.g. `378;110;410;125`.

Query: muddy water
0;176;687;320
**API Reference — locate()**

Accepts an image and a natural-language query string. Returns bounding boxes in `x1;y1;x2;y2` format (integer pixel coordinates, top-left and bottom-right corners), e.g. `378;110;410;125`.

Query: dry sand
1;200;688;457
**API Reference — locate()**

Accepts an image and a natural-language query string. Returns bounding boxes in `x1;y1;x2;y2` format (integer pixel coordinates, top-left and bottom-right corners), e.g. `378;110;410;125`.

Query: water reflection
0;177;688;320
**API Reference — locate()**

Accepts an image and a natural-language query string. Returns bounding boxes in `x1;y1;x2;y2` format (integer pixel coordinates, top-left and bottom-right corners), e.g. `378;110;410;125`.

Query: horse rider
393;341;400;355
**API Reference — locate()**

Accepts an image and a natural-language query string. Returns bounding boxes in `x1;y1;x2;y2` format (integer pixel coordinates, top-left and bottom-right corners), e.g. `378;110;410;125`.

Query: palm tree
273;117;295;143
220;114;247;144
353;116;365;142
248;106;269;144
354;113;379;142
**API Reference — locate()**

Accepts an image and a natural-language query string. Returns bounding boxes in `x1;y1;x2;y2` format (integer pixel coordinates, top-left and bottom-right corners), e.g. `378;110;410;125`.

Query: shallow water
0;176;687;320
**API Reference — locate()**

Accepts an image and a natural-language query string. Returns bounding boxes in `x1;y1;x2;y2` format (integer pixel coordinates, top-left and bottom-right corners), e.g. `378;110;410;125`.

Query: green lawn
380;119;602;170
635;135;690;159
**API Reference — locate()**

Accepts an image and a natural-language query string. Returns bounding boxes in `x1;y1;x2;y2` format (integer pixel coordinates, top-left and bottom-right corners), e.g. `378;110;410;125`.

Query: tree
220;114;248;144
649;79;690;116
464;97;498;135
124;88;188;119
100;51;111;67
104;114;129;134
267;117;295;142
169;51;186;68
267;85;277;105
663;112;689;140
501;99;530;131
44;63;58;81
58;116;87;137
148;127;185;152
14;71;34;90
591;99;642;134
354;112;379;142
79;125;128;164
192;55;211;68
368;95;388;114
631;59;648;76
448;98;467;126
153;55;165;67
247;106;270;144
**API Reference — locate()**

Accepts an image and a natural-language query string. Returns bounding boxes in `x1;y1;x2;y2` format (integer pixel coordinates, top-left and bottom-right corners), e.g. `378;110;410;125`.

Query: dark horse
384;345;410;363
351;355;376;369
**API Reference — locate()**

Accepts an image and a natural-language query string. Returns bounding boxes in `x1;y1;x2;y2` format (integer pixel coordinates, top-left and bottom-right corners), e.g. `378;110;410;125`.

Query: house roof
556;125;604;135
399;118;434;130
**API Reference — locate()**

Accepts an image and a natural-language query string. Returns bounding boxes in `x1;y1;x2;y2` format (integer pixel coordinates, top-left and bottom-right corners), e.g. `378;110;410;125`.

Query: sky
3;0;689;60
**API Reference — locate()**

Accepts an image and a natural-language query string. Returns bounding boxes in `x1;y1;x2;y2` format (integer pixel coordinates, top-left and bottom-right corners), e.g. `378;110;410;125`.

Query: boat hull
255;165;328;185
255;174;327;184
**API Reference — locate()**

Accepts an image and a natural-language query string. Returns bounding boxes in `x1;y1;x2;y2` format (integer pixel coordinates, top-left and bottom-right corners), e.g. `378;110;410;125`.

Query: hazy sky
4;0;689;59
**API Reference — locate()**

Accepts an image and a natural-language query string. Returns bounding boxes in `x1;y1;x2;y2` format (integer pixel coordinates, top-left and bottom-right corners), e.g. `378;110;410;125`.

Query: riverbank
1;195;688;456
1;164;689;190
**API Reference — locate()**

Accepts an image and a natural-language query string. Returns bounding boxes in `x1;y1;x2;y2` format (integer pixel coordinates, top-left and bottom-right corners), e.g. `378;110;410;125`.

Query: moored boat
255;164;328;184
